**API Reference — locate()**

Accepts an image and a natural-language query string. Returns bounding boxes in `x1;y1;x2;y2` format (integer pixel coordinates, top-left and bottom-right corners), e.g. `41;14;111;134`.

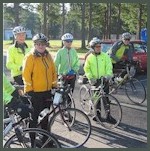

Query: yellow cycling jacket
84;52;113;80
6;43;30;77
22;50;57;93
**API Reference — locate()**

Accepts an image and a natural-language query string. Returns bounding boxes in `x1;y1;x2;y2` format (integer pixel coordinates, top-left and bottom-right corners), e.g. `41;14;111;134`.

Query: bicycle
78;76;122;129
3;95;60;148
109;60;146;105
37;83;92;148
57;74;75;109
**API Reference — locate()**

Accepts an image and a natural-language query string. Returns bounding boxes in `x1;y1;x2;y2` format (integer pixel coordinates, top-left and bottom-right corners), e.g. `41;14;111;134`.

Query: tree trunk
88;3;92;44
61;3;65;47
12;3;20;44
137;4;142;39
81;3;86;49
116;3;121;39
42;3;47;35
108;3;111;39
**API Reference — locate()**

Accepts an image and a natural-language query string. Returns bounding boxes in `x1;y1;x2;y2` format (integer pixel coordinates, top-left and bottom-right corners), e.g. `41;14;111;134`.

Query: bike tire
94;94;122;129
4;128;60;148
125;78;146;104
48;108;91;148
79;85;92;115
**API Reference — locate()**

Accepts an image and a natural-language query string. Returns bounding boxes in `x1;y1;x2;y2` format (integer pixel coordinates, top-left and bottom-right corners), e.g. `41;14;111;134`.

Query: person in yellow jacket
22;33;57;131
6;26;30;85
84;37;117;124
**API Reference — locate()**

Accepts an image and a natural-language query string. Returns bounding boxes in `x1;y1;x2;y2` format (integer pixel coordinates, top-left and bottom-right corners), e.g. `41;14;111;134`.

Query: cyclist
85;37;100;60
54;33;80;93
6;26;30;85
3;73;31;119
84;37;117;124
107;32;134;81
22;33;57;131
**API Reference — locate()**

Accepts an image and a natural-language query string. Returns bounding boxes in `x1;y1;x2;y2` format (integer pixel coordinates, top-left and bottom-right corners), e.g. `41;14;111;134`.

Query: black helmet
32;33;48;43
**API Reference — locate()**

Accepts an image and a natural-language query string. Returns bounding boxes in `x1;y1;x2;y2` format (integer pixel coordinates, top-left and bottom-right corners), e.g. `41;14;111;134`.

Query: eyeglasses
95;45;101;48
124;39;130;41
35;43;46;46
65;40;73;43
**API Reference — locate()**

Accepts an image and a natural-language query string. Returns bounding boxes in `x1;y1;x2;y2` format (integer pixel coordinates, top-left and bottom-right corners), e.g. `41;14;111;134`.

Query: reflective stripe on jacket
84;52;113;80
54;47;80;75
6;44;30;77
22;50;57;93
3;73;15;105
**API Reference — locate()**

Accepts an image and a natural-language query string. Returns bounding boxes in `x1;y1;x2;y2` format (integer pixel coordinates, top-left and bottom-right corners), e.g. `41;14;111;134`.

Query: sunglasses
95;45;101;48
124;39;130;41
65;40;73;43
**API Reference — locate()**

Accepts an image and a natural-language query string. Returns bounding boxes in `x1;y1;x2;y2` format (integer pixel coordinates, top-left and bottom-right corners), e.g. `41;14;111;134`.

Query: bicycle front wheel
95;94;122;129
4;128;60;148
79;85;92;115
125;78;146;104
48;108;91;148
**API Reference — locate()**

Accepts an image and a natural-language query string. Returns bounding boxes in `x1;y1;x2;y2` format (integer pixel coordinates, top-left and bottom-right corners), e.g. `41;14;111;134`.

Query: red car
101;40;147;72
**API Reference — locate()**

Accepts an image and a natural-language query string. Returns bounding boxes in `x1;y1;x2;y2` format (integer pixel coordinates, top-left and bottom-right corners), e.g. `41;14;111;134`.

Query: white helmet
32;33;48;43
122;32;131;40
89;37;101;48
12;26;26;37
61;33;73;41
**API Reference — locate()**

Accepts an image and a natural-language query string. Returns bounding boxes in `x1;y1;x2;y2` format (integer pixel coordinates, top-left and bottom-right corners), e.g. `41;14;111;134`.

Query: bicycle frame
109;62;136;94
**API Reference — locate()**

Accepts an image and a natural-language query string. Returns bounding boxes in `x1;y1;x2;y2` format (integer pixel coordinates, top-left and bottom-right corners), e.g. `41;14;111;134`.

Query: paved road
3;54;147;148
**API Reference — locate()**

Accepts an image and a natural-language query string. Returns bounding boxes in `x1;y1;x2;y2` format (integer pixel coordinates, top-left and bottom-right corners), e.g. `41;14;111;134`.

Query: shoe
106;115;117;124
116;77;123;82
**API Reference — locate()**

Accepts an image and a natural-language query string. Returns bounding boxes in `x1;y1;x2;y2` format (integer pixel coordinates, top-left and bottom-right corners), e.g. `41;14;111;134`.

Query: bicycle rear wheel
4;128;60;148
125;78;146;104
95;94;122;129
48;108;91;148
79;85;93;115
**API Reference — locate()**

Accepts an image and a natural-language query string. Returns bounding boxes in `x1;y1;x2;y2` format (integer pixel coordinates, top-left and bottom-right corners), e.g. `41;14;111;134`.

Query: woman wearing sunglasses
54;33;80;93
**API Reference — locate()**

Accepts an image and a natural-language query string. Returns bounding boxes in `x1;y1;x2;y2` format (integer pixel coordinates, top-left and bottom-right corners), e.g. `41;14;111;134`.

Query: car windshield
132;43;147;53
101;43;113;53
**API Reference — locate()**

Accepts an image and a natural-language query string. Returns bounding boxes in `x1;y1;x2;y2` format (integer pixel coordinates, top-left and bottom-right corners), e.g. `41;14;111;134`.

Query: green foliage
3;3;147;42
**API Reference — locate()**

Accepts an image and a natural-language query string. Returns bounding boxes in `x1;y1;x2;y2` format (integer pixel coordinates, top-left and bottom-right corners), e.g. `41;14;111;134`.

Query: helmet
32;33;48;43
61;33;73;41
89;37;101;48
122;32;131;40
12;26;26;37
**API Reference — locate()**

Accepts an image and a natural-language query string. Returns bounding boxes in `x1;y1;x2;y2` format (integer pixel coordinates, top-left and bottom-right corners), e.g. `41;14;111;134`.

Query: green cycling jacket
54;47;80;75
6;43;30;77
3;73;15;105
84;52;113;80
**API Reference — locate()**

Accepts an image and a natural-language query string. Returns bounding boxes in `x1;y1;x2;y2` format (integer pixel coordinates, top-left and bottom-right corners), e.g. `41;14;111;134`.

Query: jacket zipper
96;56;99;79
67;50;71;71
42;57;49;90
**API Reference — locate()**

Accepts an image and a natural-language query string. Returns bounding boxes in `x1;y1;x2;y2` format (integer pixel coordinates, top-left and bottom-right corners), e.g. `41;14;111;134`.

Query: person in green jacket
3;73;32;119
6;26;30;85
84;37;117;124
54;33;80;92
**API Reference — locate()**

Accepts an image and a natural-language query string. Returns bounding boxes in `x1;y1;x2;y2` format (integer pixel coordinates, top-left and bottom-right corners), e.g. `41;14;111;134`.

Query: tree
81;3;86;48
